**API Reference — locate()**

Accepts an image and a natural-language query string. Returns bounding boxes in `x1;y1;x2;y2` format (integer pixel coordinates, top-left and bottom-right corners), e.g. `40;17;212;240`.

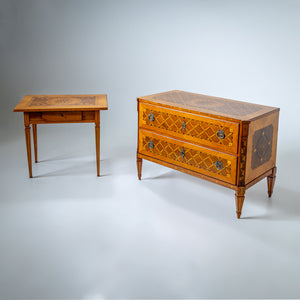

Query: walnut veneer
14;94;108;177
136;90;279;218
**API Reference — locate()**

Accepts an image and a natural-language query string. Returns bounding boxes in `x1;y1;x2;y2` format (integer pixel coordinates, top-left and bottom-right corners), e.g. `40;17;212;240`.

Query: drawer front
42;111;82;122
139;103;239;154
29;111;95;123
139;129;237;184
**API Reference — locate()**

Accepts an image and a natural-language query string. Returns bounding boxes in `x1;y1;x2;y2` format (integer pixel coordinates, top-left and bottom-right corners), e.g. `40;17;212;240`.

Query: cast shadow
33;159;111;178
242;185;300;220
141;168;300;221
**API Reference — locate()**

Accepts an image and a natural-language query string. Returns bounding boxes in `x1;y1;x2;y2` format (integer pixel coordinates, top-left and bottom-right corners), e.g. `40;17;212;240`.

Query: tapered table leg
267;167;277;197
32;124;38;163
235;186;245;219
137;157;143;180
95;111;100;176
24;113;32;178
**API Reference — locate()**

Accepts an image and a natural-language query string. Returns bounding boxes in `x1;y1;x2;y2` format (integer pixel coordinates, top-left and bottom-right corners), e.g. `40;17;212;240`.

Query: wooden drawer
42;111;82;121
139;129;237;184
29;111;95;123
139;103;239;154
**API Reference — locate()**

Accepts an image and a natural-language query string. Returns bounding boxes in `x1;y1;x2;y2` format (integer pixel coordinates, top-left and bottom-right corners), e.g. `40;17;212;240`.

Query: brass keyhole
180;148;185;158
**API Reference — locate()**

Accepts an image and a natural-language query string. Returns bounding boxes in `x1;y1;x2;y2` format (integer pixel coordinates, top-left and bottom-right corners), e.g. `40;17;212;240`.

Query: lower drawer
139;129;237;184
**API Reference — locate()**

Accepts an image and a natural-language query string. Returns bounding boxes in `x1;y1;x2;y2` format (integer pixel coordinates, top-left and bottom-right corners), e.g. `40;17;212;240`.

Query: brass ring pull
217;129;225;139
148;141;154;149
148;113;155;122
214;160;223;170
180;148;185;158
182;120;186;131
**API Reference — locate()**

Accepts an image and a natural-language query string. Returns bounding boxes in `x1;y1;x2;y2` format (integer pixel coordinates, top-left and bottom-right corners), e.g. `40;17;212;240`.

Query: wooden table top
138;90;279;121
14;94;108;112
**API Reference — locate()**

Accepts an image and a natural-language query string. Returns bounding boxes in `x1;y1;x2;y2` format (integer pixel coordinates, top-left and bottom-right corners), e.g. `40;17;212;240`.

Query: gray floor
1;123;300;299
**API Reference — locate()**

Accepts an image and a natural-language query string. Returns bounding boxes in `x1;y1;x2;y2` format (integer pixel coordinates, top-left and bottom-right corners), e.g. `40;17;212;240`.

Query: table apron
28;111;96;124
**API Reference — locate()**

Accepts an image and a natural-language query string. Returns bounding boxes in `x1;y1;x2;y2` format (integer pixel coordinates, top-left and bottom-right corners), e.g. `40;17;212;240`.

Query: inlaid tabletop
14;94;108;112
138;90;279;121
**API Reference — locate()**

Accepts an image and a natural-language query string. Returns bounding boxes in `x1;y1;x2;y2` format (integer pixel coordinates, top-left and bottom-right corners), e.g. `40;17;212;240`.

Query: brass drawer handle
148;141;154;149
214;160;223;170
217;129;225;139
180;148;185;158
148;113;155;122
182;120;186;131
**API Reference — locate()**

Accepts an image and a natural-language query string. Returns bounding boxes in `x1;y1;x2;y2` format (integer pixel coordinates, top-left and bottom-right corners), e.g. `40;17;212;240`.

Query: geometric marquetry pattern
30;96;96;107
142;107;234;147
142;135;232;178
251;124;273;170
151;91;263;117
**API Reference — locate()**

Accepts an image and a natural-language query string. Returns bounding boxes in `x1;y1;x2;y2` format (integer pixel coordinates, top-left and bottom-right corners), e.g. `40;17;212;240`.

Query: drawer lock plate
180;148;185;158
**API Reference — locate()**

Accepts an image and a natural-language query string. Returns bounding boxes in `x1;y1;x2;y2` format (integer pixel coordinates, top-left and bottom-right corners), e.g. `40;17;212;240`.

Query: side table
14;94;108;177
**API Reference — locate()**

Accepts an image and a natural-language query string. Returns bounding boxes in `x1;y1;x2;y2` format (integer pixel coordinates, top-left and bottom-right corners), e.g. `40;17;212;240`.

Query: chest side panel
245;111;279;184
139;129;237;184
139;102;239;154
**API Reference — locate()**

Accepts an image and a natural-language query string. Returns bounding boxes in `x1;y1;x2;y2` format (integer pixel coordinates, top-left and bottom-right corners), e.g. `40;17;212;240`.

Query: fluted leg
95;111;100;176
235;186;245;219
137;157;143;180
267;167;277;197
32;124;38;163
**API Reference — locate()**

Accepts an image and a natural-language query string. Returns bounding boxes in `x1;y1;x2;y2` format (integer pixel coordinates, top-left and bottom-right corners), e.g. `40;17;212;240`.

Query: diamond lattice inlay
142;107;234;148
142;135;232;179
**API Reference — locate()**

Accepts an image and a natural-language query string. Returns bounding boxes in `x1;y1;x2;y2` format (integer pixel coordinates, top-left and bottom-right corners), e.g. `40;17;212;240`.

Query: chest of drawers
136;90;279;218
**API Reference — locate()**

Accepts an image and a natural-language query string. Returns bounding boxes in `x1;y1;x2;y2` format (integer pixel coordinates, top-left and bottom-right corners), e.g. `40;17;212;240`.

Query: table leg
137;157;143;180
24;113;32;178
235;186;245;219
95;111;100;176
267;166;277;197
32;124;38;163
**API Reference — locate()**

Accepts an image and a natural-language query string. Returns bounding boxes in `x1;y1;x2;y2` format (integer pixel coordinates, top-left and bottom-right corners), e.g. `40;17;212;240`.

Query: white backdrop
1;0;300;298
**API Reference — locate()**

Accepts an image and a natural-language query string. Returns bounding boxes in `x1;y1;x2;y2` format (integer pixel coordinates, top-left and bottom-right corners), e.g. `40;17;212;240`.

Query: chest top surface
138;90;279;121
14;94;108;112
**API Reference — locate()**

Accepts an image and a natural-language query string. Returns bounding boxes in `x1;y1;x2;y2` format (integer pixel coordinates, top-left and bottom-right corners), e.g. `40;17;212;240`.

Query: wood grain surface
14;94;108;112
138;90;279;121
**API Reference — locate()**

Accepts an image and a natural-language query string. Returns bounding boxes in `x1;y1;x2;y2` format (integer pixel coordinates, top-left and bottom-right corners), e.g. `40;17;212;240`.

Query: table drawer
139;103;239;154
29;111;86;123
42;111;82;122
139;129;237;184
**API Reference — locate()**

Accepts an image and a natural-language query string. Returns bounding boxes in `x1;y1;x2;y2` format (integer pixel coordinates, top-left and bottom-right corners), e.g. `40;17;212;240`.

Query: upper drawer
139;103;239;154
